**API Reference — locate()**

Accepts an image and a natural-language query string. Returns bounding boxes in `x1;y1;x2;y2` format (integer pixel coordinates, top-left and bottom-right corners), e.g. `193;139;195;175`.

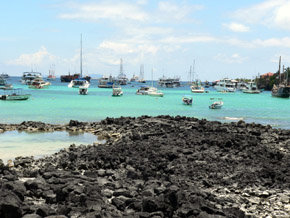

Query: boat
0;77;13;90
130;74;139;82
0;88;30;101
182;96;193;105
271;56;290;98
243;81;260;94
79;86;88;95
61;73;80;82
0;73;9;79
138;64;146;83
147;69;164;97
237;82;248;91
68;78;90;88
191;80;205;93
112;84;123;96
29;78;51;89
209;98;223;109
136;86;154;95
68;34;91;89
115;58;128;85
98;75;115;88
158;76;180;88
47;67;56;81
214;79;236;92
21;72;42;85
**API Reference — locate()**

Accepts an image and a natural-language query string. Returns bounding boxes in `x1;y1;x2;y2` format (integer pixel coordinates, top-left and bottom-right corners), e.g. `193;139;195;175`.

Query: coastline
0;116;289;217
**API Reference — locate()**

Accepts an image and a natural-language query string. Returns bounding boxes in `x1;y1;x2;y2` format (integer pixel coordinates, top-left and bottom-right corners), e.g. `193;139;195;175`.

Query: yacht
112;84;123;96
243;81;260;94
68;78;90;88
0;77;13;90
68;34;90;89
0;73;9;79
29;78;51;89
214;79;236;92
191;80;205;93
158;76;180;88
98;75;115;88
21;72;42;85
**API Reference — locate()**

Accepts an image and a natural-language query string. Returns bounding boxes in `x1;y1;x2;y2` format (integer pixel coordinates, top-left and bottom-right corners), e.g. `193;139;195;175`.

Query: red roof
261;72;274;77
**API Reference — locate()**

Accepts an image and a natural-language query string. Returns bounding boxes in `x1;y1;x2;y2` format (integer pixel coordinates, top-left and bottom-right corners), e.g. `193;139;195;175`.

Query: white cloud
214;53;248;64
6;46;56;66
160;35;218;44
233;0;290;30
59;2;149;22
223;22;250;32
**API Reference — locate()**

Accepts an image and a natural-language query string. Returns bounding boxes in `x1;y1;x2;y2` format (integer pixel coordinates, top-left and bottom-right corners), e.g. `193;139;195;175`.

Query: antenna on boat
80;34;83;78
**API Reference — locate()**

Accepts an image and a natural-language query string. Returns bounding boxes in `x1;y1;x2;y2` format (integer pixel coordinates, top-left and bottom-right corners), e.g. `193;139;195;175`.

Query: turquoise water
0;131;99;162
0;77;289;129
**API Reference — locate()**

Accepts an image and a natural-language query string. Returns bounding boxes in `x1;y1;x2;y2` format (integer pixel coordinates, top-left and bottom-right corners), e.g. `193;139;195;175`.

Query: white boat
0;88;30;101
79;86;88;95
243;81;260;94
182;96;193;105
29;78;51;89
21;72;42;85
158;76;180;88
209;98;223;109
68;78;90;88
191;81;205;93
69;34;90;89
112;84;123;96
147;69;164;97
0;77;13;90
214;79;236;92
98;75;114;88
136;86;155;95
0;73;9;79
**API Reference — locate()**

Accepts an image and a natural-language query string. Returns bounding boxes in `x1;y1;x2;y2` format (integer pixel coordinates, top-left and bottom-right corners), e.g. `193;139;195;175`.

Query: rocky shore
0;116;289;217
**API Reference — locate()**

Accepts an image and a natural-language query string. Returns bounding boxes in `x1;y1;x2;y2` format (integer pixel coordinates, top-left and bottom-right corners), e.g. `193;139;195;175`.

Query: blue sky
1;0;290;81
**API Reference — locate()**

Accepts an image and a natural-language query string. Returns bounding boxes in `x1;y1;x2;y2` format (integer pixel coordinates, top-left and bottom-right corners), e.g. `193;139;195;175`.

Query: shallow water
0;77;289;129
0;131;100;163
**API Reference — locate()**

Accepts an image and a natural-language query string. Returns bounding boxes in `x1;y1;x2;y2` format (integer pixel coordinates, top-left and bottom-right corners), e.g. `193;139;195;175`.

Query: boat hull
1;94;30;101
271;87;290;98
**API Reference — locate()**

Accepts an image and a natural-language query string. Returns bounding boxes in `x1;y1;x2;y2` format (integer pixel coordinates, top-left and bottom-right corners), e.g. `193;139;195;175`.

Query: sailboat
47;65;56;81
190;60;205;93
271;56;290;98
68;34;90;89
148;68;164;97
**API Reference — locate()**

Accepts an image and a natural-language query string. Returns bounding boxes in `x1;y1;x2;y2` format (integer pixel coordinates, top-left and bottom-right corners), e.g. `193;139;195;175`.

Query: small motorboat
0;88;30;101
112;84;123;96
182;96;193;105
209;98;223;109
79;86;88;95
29;78;51;89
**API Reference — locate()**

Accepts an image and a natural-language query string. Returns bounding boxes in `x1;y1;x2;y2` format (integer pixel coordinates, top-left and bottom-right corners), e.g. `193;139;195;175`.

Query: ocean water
0;77;289;129
0;131;99;163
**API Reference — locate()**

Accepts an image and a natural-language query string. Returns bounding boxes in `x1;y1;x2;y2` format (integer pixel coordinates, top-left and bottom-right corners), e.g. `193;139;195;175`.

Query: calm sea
1;77;289;129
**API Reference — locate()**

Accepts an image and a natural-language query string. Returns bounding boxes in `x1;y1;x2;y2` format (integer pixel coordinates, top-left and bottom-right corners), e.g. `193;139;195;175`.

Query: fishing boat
271;56;290;98
243;81;260;94
98;75;115;88
79;86;88;95
214;79;236;92
69;35;90;89
29;78;51;89
0;77;13;90
209;98;223;109
21;72;42;85
112;84;123;96
182;96;193;105
0;88;30;101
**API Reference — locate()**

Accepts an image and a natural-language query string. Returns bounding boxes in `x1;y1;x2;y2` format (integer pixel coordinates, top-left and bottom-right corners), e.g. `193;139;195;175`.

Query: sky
1;0;290;81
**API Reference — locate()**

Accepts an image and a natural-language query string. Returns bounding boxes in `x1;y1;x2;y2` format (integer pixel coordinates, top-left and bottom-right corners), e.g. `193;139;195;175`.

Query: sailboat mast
80;34;83;78
278;56;281;83
151;68;153;87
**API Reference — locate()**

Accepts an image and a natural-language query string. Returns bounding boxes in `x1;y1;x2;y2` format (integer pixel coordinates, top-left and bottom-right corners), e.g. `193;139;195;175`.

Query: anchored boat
209;98;223;109
243;81;260;94
0;77;13;90
29;78;51;89
112;84;123;96
0;88;30;101
182;96;193;105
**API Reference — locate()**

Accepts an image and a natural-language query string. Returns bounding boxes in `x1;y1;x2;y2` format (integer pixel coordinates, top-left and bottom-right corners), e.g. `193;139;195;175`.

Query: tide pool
0;77;289;129
0;131;100;163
